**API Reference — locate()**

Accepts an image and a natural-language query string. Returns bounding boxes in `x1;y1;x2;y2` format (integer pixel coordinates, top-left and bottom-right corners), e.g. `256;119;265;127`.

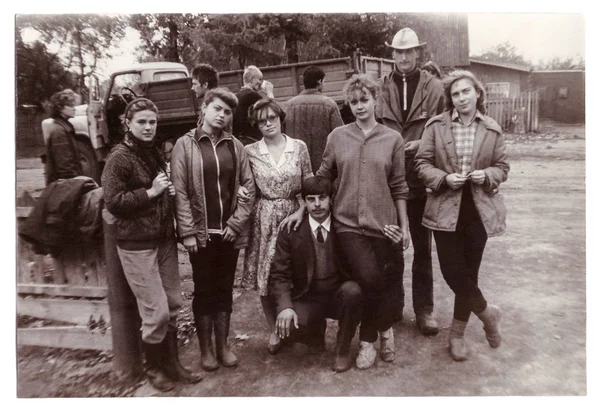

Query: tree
473;41;531;67
16;31;75;107
16;14;127;93
535;55;585;71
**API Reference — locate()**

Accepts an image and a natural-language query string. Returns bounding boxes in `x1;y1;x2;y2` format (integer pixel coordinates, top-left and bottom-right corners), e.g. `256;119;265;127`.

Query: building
468;57;532;98
532;70;585;124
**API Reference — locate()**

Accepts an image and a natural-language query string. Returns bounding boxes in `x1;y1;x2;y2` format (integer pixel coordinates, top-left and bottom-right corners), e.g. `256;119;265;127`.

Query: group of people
45;26;509;391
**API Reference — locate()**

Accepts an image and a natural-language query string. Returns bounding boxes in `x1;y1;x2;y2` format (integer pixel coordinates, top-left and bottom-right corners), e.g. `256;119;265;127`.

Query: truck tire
74;136;101;185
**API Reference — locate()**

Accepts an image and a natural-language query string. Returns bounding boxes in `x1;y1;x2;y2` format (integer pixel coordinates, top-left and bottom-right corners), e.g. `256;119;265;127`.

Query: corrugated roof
469;57;531;72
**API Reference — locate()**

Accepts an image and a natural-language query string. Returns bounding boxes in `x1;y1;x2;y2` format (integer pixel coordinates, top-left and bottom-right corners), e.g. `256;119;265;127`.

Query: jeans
407;197;434;315
117;237;181;344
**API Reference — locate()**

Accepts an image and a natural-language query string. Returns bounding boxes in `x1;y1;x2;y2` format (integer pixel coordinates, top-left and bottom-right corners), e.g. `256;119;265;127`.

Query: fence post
102;209;143;380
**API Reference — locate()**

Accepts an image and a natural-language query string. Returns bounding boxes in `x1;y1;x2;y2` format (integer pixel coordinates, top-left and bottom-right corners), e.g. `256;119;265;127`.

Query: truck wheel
74;137;101;184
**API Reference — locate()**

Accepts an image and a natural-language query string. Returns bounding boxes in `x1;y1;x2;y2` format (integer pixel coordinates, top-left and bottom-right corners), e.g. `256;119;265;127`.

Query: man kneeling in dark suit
269;176;364;373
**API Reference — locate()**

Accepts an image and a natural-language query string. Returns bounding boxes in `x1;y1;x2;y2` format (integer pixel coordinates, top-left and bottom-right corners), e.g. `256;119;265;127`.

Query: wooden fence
485;91;539;133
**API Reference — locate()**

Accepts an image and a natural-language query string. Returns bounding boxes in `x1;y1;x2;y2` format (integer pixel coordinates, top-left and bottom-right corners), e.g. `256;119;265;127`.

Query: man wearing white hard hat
376;27;445;337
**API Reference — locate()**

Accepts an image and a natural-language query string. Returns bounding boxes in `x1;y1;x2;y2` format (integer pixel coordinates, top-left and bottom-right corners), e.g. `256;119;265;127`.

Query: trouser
433;187;488;322
117;237;182;344
337;232;404;343
290;281;363;351
407;197;434;314
189;235;239;316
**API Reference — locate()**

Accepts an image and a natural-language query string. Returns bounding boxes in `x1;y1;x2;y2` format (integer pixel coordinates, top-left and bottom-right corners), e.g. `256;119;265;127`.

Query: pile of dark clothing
19;176;104;257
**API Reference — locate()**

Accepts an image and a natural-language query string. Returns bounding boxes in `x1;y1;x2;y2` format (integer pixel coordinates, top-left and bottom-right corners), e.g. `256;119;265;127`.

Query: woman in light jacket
414;70;509;361
170;88;256;371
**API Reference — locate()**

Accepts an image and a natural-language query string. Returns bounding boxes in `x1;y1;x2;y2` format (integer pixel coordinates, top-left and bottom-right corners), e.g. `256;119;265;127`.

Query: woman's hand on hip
445;173;467;190
183;235;198;254
222;226;238;242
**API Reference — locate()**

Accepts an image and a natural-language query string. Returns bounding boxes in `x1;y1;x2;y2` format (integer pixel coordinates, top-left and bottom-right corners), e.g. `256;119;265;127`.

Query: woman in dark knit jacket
102;98;202;391
317;74;411;370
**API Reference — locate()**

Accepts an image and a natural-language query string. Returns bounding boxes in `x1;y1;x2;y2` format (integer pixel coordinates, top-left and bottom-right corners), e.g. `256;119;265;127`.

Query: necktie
316;226;324;243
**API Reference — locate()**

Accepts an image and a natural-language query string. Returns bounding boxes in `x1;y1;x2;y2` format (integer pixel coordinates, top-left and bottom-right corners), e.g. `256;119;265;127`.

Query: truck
42;54;396;183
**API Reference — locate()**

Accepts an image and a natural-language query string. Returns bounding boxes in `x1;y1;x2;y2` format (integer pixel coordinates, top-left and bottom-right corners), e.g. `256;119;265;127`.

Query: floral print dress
241;135;313;296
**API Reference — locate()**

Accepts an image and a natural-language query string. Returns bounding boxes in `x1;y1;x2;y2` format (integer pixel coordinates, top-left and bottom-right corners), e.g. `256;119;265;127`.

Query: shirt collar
309;214;331;232
451;109;484;126
257;134;294;155
196;129;233;143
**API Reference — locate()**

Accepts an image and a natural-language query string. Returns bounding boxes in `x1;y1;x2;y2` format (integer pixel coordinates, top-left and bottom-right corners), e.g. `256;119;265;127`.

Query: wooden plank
290;66;299;97
17;284;108;298
18;326;112;351
18;297;110;325
16;206;32;218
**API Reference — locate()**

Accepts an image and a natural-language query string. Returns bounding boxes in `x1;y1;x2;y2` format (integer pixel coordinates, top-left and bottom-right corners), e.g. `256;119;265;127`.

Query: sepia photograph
11;4;590;399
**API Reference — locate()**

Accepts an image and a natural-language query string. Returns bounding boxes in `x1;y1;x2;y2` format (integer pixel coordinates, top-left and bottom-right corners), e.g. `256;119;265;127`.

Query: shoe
267;332;282;355
162;330;203;383
333;347;352;373
196;315;219;371
448;319;468;362
379;327;396;362
355;341;377;369
142;341;176;392
214;311;239;367
415;312;439;336
476;305;502;348
448;337;468;361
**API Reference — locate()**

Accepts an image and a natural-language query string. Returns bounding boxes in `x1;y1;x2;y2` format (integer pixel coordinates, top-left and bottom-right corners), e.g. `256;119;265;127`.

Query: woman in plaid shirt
414;70;509;362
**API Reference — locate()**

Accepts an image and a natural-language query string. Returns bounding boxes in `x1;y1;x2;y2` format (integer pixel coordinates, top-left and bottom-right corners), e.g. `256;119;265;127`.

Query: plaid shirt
451;109;485;175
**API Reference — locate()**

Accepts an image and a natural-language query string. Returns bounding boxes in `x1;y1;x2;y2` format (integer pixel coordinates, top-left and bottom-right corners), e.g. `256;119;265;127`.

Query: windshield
153;71;188;81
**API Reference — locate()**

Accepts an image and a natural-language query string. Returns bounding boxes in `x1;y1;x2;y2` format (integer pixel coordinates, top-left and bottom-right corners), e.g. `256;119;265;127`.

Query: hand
167;182;176;197
383;224;403;245
404;140;420;155
445;173;467;190
237;186;250;204
468;170;486;185
148;172;170;198
280;210;304;233
401;226;411;250
276;308;298;339
183;235;198;254
222;226;238;242
261;80;274;98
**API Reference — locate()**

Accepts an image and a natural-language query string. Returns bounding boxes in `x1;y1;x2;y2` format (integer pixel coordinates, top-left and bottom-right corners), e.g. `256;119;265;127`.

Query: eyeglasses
257;114;279;127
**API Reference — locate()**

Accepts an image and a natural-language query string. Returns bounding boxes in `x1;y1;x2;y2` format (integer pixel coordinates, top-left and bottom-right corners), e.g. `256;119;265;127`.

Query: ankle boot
142;341;175;392
214;311;239;367
162;329;204;383
476;305;502;348
196;315;219;371
448;319;468;361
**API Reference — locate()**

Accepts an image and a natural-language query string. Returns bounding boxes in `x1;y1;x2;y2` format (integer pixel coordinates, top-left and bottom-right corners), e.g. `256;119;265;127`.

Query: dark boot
142;341;176;392
448;319;468;362
476;304;502;348
332;326;353;373
162;329;204;383
196;315;219;371
214;311;238;367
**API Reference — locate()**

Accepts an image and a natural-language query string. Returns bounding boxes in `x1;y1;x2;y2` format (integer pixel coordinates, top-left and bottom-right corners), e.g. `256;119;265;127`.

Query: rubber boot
332;324;353;373
214;311;239;367
196;315;219;371
476;304;502;348
142;341;175;392
448;319;468;361
162;329;203;383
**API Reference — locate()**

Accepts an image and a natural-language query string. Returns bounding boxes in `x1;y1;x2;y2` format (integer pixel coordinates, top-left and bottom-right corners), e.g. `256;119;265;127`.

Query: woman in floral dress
240;98;313;353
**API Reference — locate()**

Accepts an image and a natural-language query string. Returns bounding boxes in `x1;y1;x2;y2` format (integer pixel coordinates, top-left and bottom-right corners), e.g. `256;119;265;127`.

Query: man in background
233;65;265;145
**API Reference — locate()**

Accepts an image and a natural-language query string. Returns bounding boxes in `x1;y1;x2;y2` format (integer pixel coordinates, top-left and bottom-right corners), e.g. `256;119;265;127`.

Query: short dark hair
421;61;442;79
301;176;332;199
443;70;487;114
191;64;219;89
49;89;77;117
303;65;325;89
248;98;286;127
124;97;158;121
203;88;239;111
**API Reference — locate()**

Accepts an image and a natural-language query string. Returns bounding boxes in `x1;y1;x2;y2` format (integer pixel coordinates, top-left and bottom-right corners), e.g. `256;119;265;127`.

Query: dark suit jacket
269;217;350;314
232;88;263;140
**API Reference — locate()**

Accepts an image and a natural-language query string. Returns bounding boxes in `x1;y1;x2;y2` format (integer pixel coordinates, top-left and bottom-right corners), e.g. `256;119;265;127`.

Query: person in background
102;98;203;392
44;89;84;185
240;98;313;355
191;63;219;102
376;27;445;336
269;176;363;373
414;70;508;361
317;74;410;370
170;88;256;371
421;61;443;79
284;65;343;170
233;65;265;145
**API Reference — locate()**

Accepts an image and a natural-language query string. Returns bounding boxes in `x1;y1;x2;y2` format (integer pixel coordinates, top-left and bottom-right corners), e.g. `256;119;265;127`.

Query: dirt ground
15;122;587;397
